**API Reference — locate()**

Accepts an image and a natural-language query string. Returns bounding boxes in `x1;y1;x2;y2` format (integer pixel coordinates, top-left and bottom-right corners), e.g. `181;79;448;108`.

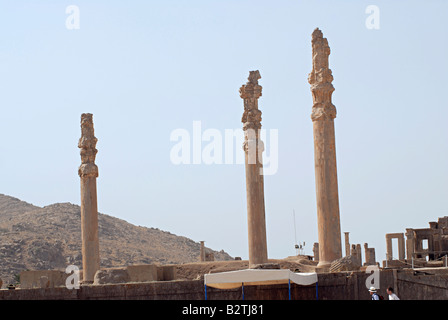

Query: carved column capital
78;113;99;178
308;28;337;122
240;70;263;131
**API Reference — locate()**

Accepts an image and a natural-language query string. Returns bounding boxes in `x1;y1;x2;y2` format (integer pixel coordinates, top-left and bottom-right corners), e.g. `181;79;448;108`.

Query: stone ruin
313;216;448;272
384;216;448;268
407;217;448;262
324;232;378;273
14;29;339;289
364;243;376;266
199;241;215;262
10;27;445;292
19;265;177;289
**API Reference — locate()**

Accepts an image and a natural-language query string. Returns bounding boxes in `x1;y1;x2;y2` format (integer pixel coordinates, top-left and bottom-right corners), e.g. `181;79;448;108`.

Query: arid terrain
0;194;233;287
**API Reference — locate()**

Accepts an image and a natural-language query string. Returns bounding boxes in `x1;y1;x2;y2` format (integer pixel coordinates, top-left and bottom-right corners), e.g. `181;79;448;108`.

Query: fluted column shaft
308;29;342;267
78;113;100;283
240;70;268;267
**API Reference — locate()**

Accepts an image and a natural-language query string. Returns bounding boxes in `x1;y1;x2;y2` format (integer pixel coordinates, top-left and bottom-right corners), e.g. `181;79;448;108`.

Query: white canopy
204;269;318;289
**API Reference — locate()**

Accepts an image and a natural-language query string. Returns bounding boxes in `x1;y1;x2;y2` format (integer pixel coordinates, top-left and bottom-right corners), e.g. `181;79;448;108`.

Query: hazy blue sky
1;0;447;263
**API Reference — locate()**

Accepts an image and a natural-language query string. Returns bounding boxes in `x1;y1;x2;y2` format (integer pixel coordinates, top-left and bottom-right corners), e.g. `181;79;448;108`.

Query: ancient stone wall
4;270;448;300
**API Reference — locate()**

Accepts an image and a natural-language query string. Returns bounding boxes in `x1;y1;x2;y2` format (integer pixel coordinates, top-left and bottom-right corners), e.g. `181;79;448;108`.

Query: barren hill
0;194;232;286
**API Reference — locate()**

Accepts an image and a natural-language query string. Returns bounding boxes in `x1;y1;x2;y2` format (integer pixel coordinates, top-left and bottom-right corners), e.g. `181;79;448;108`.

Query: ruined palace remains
78;113;101;283
308;28;342;268
382;216;448;268
406;217;448;261
240;70;269;267
385;233;406;261
364;243;376;266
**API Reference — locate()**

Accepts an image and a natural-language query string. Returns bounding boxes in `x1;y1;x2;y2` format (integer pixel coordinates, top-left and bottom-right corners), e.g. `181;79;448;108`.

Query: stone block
127;265;158;282
157;265;176;281
251;263;280;269
330;255;361;273
20;270;67;289
93;268;130;285
93;264;177;285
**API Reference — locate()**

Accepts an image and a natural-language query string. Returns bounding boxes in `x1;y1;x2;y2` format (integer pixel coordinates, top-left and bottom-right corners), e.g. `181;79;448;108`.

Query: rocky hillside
0;194;232;287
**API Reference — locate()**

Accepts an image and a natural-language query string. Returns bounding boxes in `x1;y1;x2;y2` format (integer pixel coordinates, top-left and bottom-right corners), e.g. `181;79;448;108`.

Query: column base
315;261;331;273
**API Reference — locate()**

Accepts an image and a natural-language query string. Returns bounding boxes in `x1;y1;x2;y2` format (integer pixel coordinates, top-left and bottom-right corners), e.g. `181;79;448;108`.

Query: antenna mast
293;209;305;256
293;209;299;255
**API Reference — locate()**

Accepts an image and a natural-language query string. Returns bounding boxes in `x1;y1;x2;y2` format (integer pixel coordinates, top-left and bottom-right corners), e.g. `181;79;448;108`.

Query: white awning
204;269;318;289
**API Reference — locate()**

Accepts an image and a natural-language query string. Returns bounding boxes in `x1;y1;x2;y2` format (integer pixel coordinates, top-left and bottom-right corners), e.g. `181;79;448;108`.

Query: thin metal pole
204;284;207;300
293;209;298;255
288;279;291;300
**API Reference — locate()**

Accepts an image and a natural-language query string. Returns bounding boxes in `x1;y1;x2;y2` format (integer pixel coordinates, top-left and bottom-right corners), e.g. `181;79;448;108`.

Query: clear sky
0;0;447;264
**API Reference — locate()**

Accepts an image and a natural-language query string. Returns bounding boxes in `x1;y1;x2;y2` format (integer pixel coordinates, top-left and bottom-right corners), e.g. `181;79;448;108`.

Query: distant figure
369;287;382;300
387;286;400;300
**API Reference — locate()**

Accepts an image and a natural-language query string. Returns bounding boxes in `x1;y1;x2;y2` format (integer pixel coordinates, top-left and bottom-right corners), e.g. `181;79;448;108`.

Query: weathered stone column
78;113;100;284
364;243;376;266
240;70;268;267
199;241;205;262
351;244;360;265
386;234;393;261
308;28;342;268
313;243;320;262
344;232;350;257
405;229;415;261
356;244;362;266
398;235;406;260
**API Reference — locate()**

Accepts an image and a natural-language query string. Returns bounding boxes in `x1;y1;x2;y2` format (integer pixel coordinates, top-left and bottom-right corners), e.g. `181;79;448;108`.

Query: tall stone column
78;113;100;283
240;70;268;267
308;28;342;268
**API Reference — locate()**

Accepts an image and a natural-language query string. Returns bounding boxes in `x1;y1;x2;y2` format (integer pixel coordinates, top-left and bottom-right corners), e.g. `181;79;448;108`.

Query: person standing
369;287;381;300
387;286;400;300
